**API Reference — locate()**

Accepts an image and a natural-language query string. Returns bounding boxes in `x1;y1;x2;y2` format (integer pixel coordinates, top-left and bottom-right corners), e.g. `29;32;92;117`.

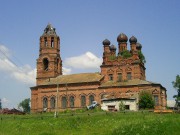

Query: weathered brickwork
30;24;167;113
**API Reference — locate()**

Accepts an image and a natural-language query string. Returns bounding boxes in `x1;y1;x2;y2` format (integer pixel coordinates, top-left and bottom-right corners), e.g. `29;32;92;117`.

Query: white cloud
64;51;102;69
62;67;71;75
167;100;176;107
0;46;101;85
1;97;10;108
0;45;36;85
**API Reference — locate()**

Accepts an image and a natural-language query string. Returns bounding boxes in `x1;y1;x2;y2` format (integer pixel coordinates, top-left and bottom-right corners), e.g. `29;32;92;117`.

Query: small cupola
136;42;142;50
109;45;117;51
129;36;137;44
102;39;111;46
43;23;57;36
117;33;128;43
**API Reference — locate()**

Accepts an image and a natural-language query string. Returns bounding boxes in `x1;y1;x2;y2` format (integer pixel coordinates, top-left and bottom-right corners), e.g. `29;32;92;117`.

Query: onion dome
117;33;128;43
109;45;116;50
102;39;111;46
136;42;142;50
129;36;137;44
43;23;57;36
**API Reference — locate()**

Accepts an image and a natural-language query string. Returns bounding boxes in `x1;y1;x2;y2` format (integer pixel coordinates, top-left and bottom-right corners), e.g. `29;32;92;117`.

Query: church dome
109;45;116;50
129;36;137;44
117;33;128;43
136;42;142;50
102;39;111;46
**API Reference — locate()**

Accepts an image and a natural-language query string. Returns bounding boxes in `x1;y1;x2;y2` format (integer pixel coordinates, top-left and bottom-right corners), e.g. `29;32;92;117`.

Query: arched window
81;95;86;107
51;37;54;47
43;58;49;71
109;74;113;81
43;97;48;108
101;94;105;99
50;97;56;109
89;95;94;105
62;96;67;109
117;73;122;82
69;96;75;108
127;72;132;80
44;37;48;47
154;95;159;106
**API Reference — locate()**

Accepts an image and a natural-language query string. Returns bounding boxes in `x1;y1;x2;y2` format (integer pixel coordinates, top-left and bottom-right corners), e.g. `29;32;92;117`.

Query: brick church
30;24;167;112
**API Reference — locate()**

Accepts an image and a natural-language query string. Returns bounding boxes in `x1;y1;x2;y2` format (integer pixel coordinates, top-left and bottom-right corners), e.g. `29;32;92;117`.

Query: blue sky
0;0;180;108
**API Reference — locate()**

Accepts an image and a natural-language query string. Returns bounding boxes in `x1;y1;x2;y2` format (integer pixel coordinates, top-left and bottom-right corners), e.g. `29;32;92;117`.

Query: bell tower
36;23;62;85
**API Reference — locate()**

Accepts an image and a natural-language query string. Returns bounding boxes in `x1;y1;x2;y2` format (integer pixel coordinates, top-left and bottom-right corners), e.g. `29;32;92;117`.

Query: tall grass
0;112;179;135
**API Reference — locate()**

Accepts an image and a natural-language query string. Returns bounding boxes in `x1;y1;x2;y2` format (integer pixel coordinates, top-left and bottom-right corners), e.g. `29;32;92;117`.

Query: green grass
0;111;180;135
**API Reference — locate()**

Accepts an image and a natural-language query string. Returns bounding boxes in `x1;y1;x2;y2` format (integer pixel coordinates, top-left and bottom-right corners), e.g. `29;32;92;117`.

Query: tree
172;75;180;109
0;98;2;109
139;91;154;109
18;98;30;113
138;51;146;63
119;100;125;111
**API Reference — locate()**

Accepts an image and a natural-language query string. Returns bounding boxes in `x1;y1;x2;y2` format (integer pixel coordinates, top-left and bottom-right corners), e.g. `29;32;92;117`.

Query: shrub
138;51;146;63
119;100;125;111
139;91;154;109
120;50;132;59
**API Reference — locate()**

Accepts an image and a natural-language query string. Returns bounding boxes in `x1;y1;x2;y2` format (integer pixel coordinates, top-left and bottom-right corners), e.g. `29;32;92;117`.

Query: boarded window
154;95;159;106
43;97;48;108
62;96;67;109
117;73;122;82
89;95;94;105
50;97;55;109
81;95;86;107
127;72;132;80
69;96;75;108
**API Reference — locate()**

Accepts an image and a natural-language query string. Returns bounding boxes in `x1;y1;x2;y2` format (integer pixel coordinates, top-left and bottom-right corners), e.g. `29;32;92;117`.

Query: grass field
0;111;180;135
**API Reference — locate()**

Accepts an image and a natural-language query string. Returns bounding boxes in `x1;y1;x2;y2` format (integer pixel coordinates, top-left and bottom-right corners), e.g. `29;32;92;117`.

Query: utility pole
66;83;68;109
54;83;59;118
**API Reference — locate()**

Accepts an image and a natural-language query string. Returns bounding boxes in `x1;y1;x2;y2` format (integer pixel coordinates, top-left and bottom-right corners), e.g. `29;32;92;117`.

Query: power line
0;42;24;67
0;47;19;67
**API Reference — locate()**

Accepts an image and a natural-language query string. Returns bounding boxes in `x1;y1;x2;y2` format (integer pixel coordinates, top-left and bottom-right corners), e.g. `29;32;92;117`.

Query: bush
120;50;132;59
139;91;154;109
119;100;125;111
138;51;146;63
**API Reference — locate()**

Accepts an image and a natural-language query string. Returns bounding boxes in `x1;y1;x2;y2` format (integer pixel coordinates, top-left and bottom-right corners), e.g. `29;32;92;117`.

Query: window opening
43;97;48;109
127;72;132;80
69;96;74;108
109;74;113;81
125;105;130;110
89;95;94;105
154;95;159;106
81;95;86;107
43;58;49;71
44;37;48;47
62;96;67;109
50;97;55;109
101;94;105;99
117;73;122;82
51;37;54;47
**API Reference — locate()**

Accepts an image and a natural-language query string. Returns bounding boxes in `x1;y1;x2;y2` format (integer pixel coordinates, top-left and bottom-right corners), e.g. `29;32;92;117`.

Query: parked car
87;101;98;110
